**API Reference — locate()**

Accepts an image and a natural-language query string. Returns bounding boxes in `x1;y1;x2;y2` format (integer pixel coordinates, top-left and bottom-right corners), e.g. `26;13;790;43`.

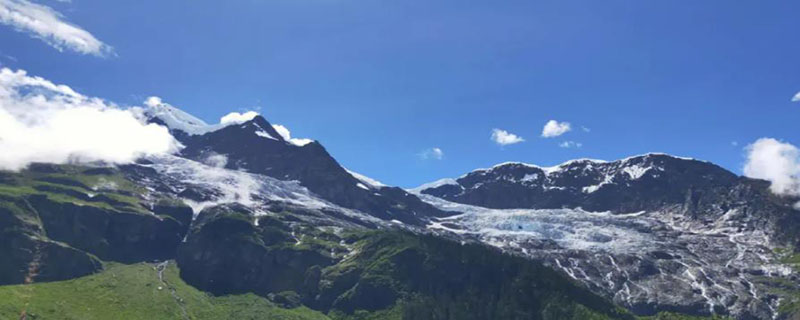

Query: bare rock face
29;195;192;263
176;204;334;297
0;195;101;285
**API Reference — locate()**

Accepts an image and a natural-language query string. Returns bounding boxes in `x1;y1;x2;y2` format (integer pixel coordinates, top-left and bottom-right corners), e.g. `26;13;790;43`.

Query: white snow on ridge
409;178;461;193
140;97;215;135
618;152;706;163
414;152;709;194
255;130;279;140
140;97;312;147
345;169;387;189
461;153;705;179
140;98;259;136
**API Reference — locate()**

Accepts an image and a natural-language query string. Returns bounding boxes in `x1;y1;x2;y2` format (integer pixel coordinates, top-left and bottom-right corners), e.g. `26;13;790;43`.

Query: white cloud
731;141;738;147
0;68;178;170
743;138;800;196
202;153;228;168
559;141;582;148
541;120;571;138
418;147;444;160
792;91;800;102
581;126;591;133
0;0;112;56
272;124;313;146
144;96;163;108
491;128;524;146
220;111;259;125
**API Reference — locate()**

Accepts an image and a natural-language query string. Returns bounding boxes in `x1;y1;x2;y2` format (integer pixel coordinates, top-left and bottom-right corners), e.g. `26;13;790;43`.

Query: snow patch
622;165;652;180
255;130;278;140
346;169;386;188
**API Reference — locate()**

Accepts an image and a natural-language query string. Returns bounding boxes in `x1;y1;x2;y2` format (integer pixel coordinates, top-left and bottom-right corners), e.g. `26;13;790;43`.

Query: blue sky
1;0;799;188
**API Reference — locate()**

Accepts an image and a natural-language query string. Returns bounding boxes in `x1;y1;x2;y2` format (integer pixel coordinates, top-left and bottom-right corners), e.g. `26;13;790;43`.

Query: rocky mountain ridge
414;154;800;319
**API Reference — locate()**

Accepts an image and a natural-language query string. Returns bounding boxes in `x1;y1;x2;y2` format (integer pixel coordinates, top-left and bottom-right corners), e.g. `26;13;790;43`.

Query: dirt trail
155;261;189;320
19;241;43;320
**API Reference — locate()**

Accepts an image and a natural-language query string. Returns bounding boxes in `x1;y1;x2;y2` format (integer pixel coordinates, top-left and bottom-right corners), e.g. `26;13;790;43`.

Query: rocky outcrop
0;195;101;285
28;195;192;263
177;204;334;296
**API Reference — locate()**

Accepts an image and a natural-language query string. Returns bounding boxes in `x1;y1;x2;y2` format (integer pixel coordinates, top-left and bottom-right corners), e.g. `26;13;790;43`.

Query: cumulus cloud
491;128;524;146
743;138;800;196
559;141;582;148
0;68;178;170
220;111;259;125
418;147;444;160
541;120;571;138
0;0;113;56
272;124;313;146
792;91;800;102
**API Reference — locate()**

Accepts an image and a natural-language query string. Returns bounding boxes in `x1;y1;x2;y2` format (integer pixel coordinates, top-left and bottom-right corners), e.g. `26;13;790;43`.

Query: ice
417;193;657;253
140;154;385;225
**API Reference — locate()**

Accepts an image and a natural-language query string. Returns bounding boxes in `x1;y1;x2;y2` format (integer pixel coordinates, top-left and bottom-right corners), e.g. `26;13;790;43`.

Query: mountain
0;165;633;320
2;104;799;319
144;105;448;226
413;153;800;319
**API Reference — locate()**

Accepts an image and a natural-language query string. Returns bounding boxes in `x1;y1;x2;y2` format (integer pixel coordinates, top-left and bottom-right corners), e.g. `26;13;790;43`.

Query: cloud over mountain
743;138;800;196
0;68;178;170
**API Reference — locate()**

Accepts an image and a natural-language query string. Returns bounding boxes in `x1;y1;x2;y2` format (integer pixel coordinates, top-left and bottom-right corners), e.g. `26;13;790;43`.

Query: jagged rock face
169;116;448;225
0;165;195;284
416;154;800;319
0;195;101;285
29;195;192;263
422;154;739;211
177;204;334;297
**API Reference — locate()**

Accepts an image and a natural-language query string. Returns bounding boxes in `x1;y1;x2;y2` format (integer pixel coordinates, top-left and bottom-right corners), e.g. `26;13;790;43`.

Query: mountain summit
141;106;448;225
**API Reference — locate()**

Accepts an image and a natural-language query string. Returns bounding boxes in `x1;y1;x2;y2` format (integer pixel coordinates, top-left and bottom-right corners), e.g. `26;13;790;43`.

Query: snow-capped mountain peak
140;97;216;135
414;153;740;213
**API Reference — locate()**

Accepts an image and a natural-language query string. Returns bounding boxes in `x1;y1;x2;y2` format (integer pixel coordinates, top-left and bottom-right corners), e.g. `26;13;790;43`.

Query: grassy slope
0;262;328;320
0;166;148;215
0;260;725;320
